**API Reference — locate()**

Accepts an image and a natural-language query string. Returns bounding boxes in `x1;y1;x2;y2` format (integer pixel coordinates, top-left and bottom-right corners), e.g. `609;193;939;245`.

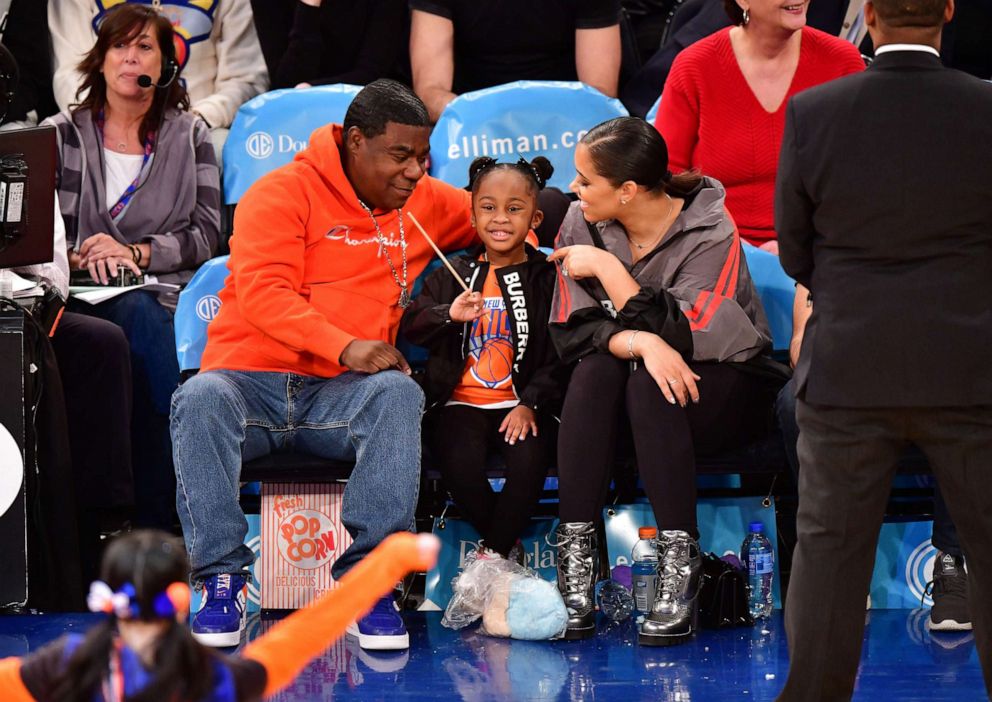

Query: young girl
401;156;569;561
0;530;438;701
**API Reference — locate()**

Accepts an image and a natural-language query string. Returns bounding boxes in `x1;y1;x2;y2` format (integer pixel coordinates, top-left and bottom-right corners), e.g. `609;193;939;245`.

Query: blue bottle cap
749;521;764;533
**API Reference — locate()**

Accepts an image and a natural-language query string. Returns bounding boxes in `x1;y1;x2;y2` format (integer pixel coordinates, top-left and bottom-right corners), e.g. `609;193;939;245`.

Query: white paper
69;282;180;304
2;271;45;298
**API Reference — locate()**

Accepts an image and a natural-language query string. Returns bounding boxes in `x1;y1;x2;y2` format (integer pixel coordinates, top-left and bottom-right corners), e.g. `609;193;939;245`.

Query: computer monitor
0;125;55;269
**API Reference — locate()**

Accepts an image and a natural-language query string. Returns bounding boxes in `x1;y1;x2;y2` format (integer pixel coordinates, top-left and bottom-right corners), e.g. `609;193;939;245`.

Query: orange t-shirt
448;268;518;408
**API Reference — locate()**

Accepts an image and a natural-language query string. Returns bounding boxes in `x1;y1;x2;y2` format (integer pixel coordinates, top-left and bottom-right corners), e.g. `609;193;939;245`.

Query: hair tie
662;170;673;184
88;581;139;619
469;157;498;187
515;157;546;189
87;580;191;620
153;582;192;619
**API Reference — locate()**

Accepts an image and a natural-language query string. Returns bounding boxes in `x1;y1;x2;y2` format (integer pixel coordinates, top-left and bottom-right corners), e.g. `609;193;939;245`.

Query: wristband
627;330;640;360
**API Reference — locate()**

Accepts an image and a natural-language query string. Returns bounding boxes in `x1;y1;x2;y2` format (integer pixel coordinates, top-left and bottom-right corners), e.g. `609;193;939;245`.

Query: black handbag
697;553;754;629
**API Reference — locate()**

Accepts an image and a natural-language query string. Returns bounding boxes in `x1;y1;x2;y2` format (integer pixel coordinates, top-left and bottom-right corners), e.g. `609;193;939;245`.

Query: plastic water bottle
741;521;774;620
631;526;659;615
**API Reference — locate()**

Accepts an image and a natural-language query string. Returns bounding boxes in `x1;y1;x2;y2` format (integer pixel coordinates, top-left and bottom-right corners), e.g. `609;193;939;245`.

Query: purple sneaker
191;573;248;647
346;595;409;650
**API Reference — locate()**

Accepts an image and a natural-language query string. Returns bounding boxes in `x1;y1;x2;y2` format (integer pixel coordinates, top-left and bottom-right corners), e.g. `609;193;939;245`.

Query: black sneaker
926;552;971;632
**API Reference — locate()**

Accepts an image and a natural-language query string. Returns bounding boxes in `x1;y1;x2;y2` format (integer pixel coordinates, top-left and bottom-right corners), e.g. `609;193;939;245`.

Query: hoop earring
743;8;750;25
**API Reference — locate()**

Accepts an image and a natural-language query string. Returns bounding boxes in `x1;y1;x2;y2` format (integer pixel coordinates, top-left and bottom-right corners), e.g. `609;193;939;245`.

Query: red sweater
655;27;864;245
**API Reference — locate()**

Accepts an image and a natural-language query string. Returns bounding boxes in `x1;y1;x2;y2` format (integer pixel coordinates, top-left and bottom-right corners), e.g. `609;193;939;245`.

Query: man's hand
499;405;538;445
448;290;484;322
339;340;411;375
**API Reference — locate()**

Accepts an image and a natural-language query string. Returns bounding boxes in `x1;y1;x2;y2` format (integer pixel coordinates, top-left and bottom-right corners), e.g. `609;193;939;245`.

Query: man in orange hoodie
169;79;477;650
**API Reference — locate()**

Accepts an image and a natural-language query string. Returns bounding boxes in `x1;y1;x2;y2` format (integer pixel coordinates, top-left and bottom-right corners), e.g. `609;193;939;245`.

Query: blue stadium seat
741;243;795;353
222;84;361;205
174;255;231;374
645;95;661;124
429;81;629;192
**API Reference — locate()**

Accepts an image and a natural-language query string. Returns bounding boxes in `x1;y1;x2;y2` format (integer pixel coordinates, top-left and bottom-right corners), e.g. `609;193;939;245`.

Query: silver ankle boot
552;522;598;640
638;530;702;646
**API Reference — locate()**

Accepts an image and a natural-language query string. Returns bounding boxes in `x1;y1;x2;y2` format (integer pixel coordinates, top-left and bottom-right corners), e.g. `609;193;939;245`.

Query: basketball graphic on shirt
470;325;514;389
449;270;518;406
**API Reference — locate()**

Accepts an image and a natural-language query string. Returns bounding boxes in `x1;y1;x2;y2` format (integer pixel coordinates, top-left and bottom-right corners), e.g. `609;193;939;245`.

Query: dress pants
778;401;992;701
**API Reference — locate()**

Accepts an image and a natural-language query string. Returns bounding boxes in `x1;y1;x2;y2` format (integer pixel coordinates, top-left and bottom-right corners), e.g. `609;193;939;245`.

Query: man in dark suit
775;0;992;698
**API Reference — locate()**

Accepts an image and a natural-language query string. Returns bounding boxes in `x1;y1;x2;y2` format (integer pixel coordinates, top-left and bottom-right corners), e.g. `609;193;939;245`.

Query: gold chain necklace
629;195;674;250
359;201;410;308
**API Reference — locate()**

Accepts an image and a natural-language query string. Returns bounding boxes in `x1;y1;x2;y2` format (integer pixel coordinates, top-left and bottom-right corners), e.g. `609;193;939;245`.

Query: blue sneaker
191;573;247;647
346;595;409;650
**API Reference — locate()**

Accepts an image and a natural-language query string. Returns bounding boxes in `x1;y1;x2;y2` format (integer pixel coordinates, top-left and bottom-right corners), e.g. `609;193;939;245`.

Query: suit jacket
776;49;992;407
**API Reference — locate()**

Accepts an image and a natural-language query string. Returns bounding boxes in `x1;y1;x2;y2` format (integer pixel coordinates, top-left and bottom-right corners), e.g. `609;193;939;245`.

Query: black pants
557;354;772;537
775;377;963;557
432;404;551;555
51;312;133;585
779;402;992;701
70;291;179;530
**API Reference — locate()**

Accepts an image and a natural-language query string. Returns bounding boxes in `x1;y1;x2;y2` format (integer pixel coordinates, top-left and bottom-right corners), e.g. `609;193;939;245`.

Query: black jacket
777;50;992;407
400;246;569;414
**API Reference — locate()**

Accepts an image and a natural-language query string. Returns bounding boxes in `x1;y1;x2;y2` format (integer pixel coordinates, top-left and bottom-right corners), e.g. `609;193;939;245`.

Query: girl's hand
635;333;701;407
499;405;538;445
547;245;616;280
448;290;485;322
68;250;83;271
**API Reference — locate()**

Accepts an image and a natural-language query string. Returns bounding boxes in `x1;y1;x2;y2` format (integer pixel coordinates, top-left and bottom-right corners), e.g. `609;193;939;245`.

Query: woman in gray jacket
547;117;776;645
45;4;220;530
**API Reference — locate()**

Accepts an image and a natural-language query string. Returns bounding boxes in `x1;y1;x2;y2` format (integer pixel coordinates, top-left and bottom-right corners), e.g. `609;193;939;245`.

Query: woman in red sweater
654;0;864;251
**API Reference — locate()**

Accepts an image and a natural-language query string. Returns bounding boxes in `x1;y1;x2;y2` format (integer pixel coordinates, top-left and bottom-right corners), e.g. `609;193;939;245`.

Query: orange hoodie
201;124;476;378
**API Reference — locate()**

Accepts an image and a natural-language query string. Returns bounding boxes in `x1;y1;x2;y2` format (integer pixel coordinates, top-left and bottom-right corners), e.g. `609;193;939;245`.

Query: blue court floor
0;609;985;700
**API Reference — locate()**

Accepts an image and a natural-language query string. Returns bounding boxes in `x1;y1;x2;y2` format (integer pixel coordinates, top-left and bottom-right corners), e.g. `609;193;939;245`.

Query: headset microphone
137;60;178;89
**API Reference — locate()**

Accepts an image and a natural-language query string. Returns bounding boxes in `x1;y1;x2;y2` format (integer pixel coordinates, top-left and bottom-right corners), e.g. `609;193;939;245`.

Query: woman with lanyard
44;3;220;530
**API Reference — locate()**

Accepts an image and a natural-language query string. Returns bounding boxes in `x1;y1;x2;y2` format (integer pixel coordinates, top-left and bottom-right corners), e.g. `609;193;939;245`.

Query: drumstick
407;212;470;292
407;211;489;323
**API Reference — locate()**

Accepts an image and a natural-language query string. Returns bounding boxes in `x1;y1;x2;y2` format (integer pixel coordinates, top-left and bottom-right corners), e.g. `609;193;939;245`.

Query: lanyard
101;644;125;702
96;111;156;221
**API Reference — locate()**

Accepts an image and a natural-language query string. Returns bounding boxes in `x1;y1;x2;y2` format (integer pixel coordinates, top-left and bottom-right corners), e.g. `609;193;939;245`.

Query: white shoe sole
346;622;410;650
928;618;973;632
192;628;244;647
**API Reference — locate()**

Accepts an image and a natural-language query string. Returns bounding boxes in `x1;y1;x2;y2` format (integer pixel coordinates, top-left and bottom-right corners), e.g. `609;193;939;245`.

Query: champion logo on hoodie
324;222;405;257
94;1;217;69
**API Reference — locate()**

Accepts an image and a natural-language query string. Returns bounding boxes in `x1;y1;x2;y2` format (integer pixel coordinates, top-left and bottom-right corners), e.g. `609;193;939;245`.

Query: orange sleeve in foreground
0;658;36;702
241;532;439;699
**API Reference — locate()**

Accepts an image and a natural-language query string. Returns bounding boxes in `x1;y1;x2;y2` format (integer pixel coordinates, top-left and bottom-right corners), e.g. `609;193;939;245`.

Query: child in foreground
0;530;438;701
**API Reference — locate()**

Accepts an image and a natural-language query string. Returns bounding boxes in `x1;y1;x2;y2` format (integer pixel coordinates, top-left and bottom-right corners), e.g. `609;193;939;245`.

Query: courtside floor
0;610;984;700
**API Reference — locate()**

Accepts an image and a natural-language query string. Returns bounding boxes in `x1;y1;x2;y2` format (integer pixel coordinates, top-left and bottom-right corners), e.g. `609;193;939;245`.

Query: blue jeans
170;369;424;582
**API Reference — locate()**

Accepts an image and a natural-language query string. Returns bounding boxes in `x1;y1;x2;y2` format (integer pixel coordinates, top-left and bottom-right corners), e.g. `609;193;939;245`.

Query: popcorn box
260;483;352;609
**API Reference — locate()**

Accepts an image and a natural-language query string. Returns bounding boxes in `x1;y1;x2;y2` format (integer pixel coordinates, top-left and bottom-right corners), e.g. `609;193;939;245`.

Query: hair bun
529;156;554;190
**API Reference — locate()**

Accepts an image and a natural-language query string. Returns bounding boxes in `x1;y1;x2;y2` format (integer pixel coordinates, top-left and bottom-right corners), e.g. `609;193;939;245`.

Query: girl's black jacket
399;245;570;415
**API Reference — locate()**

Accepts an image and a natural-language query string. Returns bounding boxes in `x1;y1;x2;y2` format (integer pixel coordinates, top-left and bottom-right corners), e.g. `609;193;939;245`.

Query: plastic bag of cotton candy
442;552;568;640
